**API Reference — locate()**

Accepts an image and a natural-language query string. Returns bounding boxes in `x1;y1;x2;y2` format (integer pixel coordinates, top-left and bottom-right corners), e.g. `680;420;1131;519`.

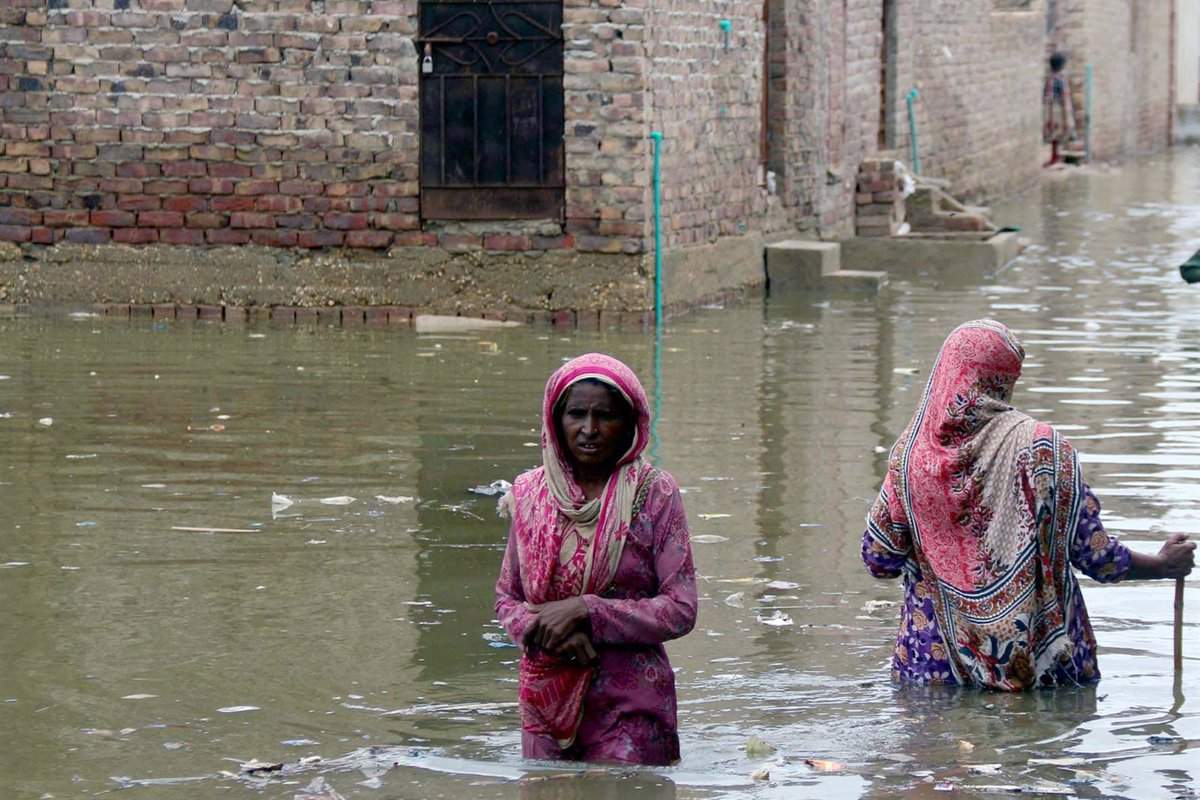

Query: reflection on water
3;150;1200;798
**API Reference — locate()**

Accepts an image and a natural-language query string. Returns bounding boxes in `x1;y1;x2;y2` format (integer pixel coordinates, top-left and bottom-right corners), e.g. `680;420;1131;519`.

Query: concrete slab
765;240;841;290
840;230;1023;277
414;315;522;333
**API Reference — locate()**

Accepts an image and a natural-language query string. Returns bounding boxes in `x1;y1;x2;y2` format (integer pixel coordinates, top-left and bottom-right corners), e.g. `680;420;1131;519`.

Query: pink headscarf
887;320;1083;688
509;353;652;744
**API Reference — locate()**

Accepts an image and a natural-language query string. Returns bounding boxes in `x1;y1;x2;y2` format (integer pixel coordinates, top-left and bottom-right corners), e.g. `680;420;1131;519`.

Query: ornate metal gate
417;0;565;220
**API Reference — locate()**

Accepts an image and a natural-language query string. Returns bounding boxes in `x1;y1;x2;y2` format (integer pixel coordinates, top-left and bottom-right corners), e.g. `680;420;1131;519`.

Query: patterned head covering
885;320;1084;688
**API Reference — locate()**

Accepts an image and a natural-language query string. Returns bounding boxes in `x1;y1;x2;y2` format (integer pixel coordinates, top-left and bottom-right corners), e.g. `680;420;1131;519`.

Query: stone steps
765;240;887;293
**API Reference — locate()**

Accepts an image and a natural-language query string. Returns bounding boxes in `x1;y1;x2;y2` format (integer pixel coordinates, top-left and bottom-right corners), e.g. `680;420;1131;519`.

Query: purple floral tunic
496;470;697;764
862;483;1131;686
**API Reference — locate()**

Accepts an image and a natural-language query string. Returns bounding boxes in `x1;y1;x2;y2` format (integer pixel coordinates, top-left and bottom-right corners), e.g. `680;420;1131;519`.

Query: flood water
4;150;1200;800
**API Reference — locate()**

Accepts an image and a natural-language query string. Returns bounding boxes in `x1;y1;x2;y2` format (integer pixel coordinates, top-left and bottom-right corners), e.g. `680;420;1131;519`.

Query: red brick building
0;0;1176;316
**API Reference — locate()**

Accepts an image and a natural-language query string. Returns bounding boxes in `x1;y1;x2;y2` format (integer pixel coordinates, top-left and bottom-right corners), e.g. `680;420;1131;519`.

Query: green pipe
649;131;664;463
905;87;920;174
650;131;663;329
1084;63;1093;162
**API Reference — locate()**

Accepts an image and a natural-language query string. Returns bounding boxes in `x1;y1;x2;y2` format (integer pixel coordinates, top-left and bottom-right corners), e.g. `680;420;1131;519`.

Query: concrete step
765;240;841;290
824;269;888;292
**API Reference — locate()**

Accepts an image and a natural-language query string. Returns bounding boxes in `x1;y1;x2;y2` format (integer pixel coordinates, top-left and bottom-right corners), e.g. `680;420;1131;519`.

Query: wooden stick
1175;577;1185;675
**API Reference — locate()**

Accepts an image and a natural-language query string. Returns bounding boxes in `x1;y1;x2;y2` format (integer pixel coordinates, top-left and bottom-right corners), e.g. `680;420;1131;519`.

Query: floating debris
724;592;746;608
240;759;282;775
692;534;729;544
967;785;1072;796
37;417;53;426
468;480;511;497
744;736;776;758
171;526;256;534
765;580;800;590
750;767;770;782
375;495;415;504
1147;735;1183;746
271;493;295;512
756;610;794;627
697;513;731;520
804;758;845;772
968;764;1003;775
863;600;897;613
958;740;976;753
122;694;157;700
319;496;356;506
217;705;260;714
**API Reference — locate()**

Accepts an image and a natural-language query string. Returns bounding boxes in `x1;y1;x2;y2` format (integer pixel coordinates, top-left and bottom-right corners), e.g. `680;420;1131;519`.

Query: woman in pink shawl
495;353;697;764
863;320;1194;689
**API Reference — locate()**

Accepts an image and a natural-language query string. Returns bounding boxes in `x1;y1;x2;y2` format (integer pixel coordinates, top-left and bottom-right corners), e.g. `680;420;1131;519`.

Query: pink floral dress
495;469;697;765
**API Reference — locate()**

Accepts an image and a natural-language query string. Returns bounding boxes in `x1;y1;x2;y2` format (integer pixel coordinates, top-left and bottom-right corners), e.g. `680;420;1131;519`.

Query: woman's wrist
1127;551;1165;580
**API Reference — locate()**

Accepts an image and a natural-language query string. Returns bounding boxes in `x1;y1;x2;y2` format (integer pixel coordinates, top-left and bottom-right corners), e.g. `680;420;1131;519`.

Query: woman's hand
550;631;597;666
1157;533;1196;579
522;597;589;653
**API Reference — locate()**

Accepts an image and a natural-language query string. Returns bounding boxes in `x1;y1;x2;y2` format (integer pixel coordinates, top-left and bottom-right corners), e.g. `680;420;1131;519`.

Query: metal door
417;0;565;220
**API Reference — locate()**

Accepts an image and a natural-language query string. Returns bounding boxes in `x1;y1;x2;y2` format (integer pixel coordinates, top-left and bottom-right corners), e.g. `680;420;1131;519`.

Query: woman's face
558;381;634;476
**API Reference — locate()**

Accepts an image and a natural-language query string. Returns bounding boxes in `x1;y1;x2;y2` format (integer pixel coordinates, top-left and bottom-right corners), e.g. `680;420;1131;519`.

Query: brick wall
562;0;651;255
0;0;426;248
644;0;787;250
1050;0;1173;161
893;1;1044;201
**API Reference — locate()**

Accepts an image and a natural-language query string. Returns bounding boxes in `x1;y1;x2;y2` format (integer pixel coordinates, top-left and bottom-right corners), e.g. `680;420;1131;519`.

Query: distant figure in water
1043;52;1076;167
495;353;697;763
862;320;1194;689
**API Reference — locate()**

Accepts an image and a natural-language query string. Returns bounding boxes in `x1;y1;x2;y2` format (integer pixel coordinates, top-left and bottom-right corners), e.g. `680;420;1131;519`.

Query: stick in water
1176;577;1185;675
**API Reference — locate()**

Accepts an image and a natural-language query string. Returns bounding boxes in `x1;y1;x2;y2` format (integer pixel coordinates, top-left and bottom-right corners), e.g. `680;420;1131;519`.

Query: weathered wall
1050;0;1173;160
562;0;651;255
0;0;640;256
644;0;786;252
0;0;425;248
893;1;1044;201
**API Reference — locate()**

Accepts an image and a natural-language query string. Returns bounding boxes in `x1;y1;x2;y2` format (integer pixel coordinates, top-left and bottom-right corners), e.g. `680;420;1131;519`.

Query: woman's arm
862;476;911;579
495;525;537;647
1070;485;1195;581
1127;534;1195;580
582;476;697;646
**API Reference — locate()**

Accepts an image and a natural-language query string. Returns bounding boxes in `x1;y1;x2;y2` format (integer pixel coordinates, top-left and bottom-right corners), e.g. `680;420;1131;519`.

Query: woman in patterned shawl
863;320;1194;689
495;353;697;763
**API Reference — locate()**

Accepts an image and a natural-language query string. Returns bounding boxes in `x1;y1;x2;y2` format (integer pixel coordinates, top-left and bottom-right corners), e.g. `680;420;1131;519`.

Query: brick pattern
893;1;1044;201
855;158;905;237
0;0;421;248
562;0;651;254
645;0;788;250
1050;0;1172;161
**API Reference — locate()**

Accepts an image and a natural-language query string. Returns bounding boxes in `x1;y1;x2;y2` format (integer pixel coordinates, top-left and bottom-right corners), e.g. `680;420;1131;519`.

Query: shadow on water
3;151;1200;798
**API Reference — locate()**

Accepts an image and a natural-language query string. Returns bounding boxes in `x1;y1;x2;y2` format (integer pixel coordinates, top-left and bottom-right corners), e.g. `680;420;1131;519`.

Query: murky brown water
4;150;1200;800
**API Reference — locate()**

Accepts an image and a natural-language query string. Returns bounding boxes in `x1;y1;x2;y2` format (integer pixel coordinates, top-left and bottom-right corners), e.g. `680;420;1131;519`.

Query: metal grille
418;0;565;220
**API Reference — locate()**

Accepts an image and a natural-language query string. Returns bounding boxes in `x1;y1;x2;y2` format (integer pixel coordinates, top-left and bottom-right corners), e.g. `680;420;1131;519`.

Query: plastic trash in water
375;495;415;504
745;736;776;758
318;496;356;506
271;493;295;512
468;480;512;497
756;610;794;627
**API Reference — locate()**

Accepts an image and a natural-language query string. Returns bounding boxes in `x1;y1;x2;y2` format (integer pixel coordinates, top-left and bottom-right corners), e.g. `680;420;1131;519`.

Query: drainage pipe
1085;64;1093;162
650;131;664;328
649;130;664;463
905;88;920;174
